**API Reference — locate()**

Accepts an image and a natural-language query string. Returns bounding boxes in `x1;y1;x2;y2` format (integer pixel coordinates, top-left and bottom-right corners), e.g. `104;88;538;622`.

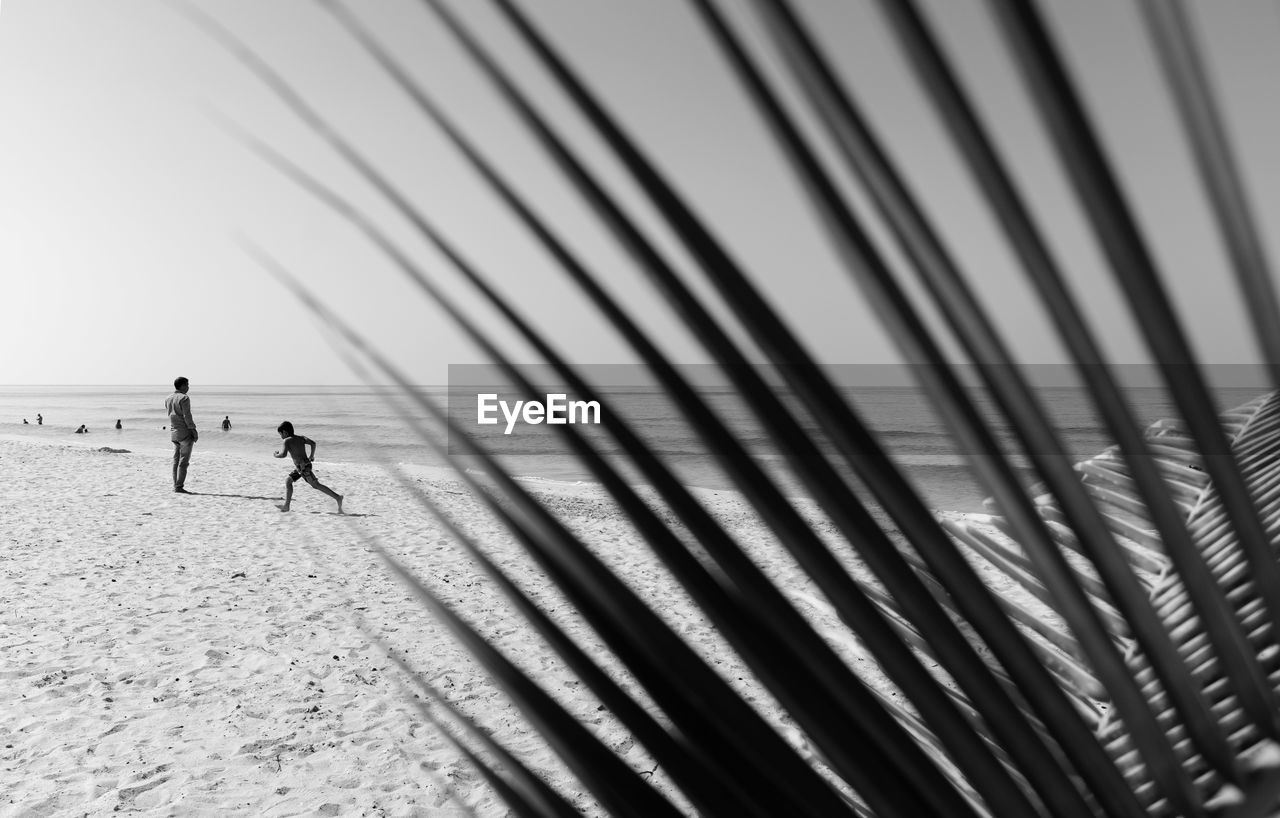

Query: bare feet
336;495;344;514
277;504;291;512
174;488;191;494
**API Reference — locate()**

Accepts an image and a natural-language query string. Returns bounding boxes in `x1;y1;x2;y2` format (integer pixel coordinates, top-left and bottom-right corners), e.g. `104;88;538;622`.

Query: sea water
0;384;1267;513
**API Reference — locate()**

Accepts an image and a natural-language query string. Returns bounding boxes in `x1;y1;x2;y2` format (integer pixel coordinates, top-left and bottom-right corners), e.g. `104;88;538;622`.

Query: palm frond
873;0;1279;755
202;0;1280;814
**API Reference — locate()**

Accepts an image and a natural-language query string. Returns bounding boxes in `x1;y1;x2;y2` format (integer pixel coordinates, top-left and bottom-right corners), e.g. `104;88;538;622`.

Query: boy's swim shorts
288;462;318;484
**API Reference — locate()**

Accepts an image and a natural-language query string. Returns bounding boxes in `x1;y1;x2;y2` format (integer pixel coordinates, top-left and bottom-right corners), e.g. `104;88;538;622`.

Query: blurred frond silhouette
199;1;1280;815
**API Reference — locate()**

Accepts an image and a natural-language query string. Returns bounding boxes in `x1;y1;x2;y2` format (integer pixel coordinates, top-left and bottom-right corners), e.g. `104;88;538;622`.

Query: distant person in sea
115;419;122;430
75;425;87;434
36;414;42;425
22;419;28;424
274;421;343;514
222;416;231;430
165;376;198;494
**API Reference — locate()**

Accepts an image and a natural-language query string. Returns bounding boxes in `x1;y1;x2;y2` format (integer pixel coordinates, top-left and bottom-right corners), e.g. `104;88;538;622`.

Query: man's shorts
288;462;319;484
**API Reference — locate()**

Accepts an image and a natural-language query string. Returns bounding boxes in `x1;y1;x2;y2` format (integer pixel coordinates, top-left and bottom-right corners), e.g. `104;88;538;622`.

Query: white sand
2;435;903;816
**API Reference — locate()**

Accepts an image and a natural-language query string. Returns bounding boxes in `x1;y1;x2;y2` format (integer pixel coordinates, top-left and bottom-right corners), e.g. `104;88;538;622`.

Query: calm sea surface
0;385;1267;513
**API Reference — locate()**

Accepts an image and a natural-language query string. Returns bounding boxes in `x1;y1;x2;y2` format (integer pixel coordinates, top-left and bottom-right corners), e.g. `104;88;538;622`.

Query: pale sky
2;1;1280;386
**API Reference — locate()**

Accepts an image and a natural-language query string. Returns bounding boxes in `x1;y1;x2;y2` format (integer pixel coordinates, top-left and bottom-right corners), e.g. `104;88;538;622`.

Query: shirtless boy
274;421;344;513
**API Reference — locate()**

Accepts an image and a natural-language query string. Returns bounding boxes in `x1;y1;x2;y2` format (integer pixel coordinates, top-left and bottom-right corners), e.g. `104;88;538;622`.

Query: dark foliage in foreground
200;1;1280;814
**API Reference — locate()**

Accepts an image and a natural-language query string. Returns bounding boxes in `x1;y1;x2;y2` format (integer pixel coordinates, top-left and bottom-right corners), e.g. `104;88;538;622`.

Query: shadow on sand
186;491;280;502
274;504;372;518
185;491;373;517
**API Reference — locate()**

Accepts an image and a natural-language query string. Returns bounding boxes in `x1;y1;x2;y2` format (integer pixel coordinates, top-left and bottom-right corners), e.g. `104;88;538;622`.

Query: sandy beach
1;434;899;816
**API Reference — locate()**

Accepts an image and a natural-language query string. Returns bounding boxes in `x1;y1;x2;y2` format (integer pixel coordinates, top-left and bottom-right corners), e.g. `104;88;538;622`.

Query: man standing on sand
165;376;198;493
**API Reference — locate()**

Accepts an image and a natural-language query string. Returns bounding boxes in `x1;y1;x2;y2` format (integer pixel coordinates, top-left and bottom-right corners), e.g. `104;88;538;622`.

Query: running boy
274;421;344;513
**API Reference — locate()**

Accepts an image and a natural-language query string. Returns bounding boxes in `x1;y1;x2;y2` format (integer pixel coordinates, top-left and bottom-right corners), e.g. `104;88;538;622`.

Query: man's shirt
165;392;196;442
